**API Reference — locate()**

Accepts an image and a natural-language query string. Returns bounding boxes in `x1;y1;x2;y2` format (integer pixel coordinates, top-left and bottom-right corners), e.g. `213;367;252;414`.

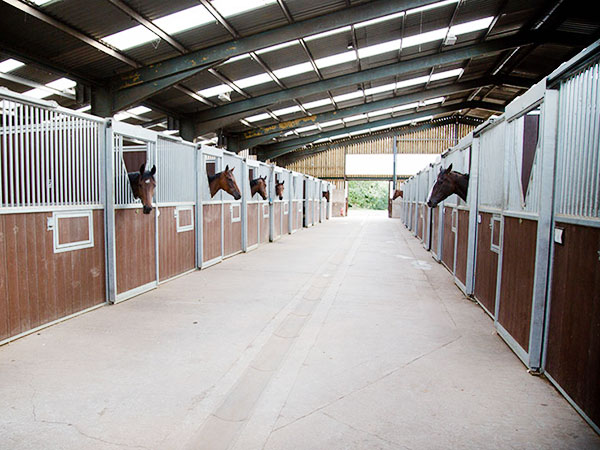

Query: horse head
209;165;242;200
392;189;403;200
251;175;268;200
322;191;330;202
426;163;469;208
128;163;156;214
275;178;285;200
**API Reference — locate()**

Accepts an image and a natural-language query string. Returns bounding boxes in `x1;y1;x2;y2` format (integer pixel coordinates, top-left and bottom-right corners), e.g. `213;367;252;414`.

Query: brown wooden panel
546;222;600;427
455;209;469;284
292;201;300;231
203;204;222;263
224;203;242;257
431;207;439;255
116;208;156;294
497;217;537;352
416;205;422;239
474;212;498;315
159;207;195;282
441;207;455;271
247;204;259;248
0;211;105;342
178;209;192;228
260;203;269;243
274;203;282;239
57;216;89;245
122;151;147;173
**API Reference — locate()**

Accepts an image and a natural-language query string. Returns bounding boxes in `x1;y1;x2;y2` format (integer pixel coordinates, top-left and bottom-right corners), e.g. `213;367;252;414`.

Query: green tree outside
348;180;388;210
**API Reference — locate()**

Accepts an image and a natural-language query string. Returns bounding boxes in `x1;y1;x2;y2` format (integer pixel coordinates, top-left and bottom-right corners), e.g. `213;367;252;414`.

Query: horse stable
0;1;599;448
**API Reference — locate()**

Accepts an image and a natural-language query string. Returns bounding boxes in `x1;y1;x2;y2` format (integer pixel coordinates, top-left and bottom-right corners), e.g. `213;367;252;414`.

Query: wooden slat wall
273;203;282;238
431;207;439;255
224;205;242;257
441;207;455;271
203;204;222;263
546;222;600;428
247;204;259;247
0;211;105;341
455;209;470;285
282;123;476;179
158;206;195;282
497;217;537;352
260;204;269;243
474;212;498;316
115;209;156;294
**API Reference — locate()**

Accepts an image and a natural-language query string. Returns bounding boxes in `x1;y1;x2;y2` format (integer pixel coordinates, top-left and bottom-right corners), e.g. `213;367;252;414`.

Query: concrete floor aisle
0;210;598;450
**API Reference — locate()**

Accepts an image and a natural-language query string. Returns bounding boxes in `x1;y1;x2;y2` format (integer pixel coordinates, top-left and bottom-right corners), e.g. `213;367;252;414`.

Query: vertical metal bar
103;120;117;303
24;104;31;206
1;100;6;208
592;64;600;218
33;107;39;206
582;64;596;217
57;113;63;205
49;110;55;205
41;108;47;205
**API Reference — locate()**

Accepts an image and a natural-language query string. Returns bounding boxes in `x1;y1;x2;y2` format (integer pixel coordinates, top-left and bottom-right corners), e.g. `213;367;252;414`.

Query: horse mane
250;178;260;187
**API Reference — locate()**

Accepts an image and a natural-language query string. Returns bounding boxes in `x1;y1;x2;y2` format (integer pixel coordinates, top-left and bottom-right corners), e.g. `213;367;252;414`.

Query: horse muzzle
143;205;153;214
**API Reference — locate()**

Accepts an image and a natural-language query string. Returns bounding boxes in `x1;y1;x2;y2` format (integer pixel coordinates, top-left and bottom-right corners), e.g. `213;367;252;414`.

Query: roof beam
235;75;531;149
112;0;444;90
2;0;140;68
192;35;534;134
257;101;503;159
0;72;76;100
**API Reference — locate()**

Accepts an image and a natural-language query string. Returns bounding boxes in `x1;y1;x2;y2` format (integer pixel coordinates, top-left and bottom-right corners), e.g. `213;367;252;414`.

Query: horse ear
139;163;145;175
446;163;453;172
150;165;156;176
225;164;229;172
231;166;235;172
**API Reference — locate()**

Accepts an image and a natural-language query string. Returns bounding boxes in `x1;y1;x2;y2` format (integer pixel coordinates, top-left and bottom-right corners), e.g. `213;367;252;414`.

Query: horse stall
271;167;291;240
244;159;270;251
0;90;106;343
542;52;600;433
429;161;443;260
318;180;327;223
303;176;316;228
290;171;304;233
199;146;244;267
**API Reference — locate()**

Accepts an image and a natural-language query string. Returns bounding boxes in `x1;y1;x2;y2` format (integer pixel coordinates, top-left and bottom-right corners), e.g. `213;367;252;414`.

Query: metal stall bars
244;158;270;251
0;88;106;344
415;168;430;245
472;118;506;318
155;135;197;283
109;121;159;303
290;171;304;233
270;166;291;240
542;46;600;434
429;159;443;261
493;79;549;370
438;136;472;294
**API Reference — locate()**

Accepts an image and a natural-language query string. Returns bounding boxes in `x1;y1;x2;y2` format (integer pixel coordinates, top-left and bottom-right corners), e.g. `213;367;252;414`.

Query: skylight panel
350;130;369;136
358;40;401;59
245;113;271;122
127;106;152;115
364;83;396;96
225;54;252;64
30;0;55;5
423;97;445;105
313;138;330;144
305;26;351;42
103;25;158;51
234;73;273;89
396;75;430;89
113;111;130;121
393;102;420;112
198;84;232;98
273;105;302;116
154;5;213;34
320;119;343;128
330;133;350;140
211;0;277;18
296;124;319;133
273;62;313;79
368;108;394;118
315;51;356;69
76;105;91;113
430;68;463;81
333;91;364;102
0;59;25;73
407;0;459;15
402;28;448;48
256;40;300;55
449;17;494;35
23;77;76;99
302;98;332;110
369;124;391;132
344;114;367;122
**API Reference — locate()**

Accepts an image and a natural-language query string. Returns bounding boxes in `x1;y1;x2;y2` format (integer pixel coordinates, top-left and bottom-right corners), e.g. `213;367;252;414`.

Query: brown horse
275;178;285;200
392;189;403;200
322;190;330;202
250;176;268;200
208;165;242;199
128;163;156;214
426;164;469;208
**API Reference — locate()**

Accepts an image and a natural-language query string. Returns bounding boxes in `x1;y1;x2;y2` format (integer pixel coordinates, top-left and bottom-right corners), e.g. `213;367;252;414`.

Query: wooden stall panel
158;207;195;282
273;203;282;239
546;223;600;427
441;207;455;271
416;205;423;239
115;209;156;295
497;217;537;352
57;216;90;246
0;211;105;342
282;202;290;234
203;204;222;263
292;201;300;231
431;207;439;255
247;204;259;248
474;213;499;316
224;203;242;257
260;203;269;243
455;209;470;285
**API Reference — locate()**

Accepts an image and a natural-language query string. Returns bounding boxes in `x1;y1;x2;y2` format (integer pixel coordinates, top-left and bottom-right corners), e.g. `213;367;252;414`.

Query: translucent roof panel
0;59;25;73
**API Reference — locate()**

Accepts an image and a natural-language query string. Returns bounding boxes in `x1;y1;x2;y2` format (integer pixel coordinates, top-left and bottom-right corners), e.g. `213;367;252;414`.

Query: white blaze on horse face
145;179;150;184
